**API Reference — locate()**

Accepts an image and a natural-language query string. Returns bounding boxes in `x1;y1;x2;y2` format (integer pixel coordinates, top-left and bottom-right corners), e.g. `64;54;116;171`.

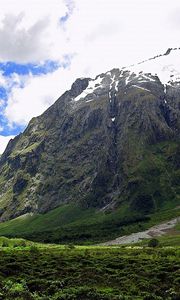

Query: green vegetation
127;141;180;213
0;239;179;299
10;141;41;158
148;238;159;248
0;55;179;298
0;203;179;244
137;235;180;247
0;236;31;248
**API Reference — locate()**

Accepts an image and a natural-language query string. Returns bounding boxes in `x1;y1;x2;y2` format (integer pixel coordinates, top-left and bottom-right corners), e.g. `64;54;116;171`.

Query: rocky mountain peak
68;47;180;113
0;48;179;222
70;78;90;98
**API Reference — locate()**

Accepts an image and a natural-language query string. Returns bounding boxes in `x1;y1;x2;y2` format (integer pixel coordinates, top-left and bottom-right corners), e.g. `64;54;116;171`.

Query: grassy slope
0;203;179;244
0;241;179;299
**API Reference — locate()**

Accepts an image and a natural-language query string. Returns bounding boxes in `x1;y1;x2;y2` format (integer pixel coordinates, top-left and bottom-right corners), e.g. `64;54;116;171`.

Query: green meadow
0;204;179;244
0;237;179;300
0;205;179;299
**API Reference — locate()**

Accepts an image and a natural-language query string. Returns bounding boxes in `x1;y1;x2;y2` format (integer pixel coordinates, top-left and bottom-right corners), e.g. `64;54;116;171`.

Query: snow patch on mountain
127;48;180;85
74;76;103;101
73;48;180;103
131;85;151;92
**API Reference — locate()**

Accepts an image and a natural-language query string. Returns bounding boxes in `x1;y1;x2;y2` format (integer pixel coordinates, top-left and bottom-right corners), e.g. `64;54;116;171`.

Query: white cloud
0;135;14;154
5;67;78;125
0;0;69;62
0;0;179;65
0;14;51;63
67;0;180;71
1;0;180;128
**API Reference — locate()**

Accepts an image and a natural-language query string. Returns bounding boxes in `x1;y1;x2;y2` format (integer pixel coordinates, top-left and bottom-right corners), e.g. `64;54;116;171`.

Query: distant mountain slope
0;48;179;225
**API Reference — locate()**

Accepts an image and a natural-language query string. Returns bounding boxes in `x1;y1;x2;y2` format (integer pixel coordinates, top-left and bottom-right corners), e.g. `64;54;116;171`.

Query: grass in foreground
0;238;179;300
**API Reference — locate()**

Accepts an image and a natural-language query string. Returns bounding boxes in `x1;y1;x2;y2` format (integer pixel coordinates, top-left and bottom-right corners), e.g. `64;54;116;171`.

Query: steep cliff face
0;49;179;221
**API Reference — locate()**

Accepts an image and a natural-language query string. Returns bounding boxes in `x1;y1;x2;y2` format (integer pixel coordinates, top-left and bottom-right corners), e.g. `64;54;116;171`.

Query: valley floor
100;217;180;245
0;242;179;299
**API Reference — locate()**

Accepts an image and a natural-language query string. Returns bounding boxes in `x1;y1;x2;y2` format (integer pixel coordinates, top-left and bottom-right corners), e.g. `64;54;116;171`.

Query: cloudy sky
0;0;179;153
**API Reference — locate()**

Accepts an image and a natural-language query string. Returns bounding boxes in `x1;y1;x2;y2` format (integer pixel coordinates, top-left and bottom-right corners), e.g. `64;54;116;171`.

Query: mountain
0;48;179;243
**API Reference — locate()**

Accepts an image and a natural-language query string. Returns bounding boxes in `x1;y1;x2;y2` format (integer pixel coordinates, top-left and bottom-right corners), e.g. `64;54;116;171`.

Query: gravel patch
100;217;180;245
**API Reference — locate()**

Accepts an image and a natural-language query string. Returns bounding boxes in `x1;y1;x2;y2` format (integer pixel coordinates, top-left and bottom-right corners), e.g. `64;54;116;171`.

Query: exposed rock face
0;49;179;221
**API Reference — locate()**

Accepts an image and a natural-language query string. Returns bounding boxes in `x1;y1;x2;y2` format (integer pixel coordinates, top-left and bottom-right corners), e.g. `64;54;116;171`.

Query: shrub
20;240;27;247
2;241;9;247
65;243;75;250
29;245;39;254
3;280;31;298
148;238;159;248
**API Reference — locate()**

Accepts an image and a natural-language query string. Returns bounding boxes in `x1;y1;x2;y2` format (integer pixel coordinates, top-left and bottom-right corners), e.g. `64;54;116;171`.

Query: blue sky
0;61;60;77
0;59;69;137
0;0;180;153
0;0;75;153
